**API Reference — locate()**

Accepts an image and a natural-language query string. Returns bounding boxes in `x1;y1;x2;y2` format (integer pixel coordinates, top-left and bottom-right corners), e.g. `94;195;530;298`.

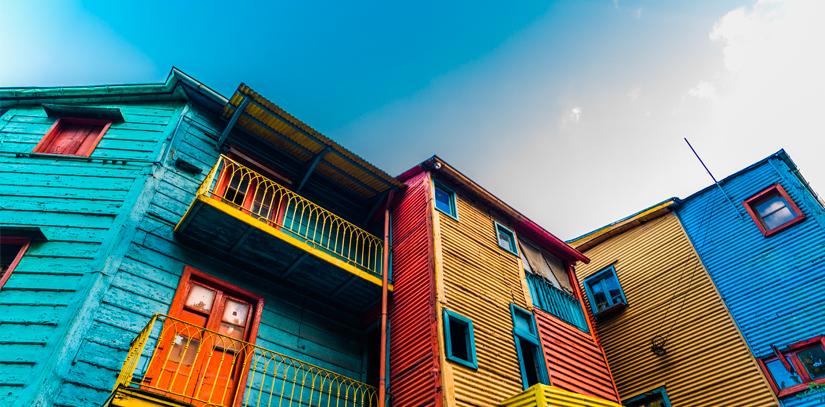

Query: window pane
762;207;796;230
498;229;513;251
218;322;245;340
185;285;216;313
222;299;250;327
765;359;803;389
797;345;825;380
170;335;201;366
627;395;665;407
449;318;469;362
589;282;609;310
754;195;788;217
513;311;534;336
434;187;453;215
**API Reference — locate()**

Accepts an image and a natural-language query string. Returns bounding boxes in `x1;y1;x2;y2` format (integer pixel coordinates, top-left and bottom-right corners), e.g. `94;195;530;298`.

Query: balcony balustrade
525;273;590;333
109;314;379;407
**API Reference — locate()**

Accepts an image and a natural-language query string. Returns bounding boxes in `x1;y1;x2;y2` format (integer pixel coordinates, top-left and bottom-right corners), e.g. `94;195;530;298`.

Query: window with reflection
583;266;627;315
758;336;825;397
743;183;805;237
433;181;458;219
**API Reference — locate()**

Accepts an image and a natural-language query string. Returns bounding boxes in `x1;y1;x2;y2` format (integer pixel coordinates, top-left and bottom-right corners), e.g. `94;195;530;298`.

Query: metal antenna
684;138;744;220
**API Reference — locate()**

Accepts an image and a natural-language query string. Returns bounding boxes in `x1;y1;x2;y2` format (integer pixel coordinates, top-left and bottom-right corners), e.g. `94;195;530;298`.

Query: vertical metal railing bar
197;155;385;278
114;314;379;407
526;273;589;333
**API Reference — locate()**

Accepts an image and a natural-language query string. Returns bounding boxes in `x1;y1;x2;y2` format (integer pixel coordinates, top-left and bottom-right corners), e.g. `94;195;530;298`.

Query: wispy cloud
684;81;717;100
635;8;643;19
628;86;641;101
563;106;583;123
613;0;619;10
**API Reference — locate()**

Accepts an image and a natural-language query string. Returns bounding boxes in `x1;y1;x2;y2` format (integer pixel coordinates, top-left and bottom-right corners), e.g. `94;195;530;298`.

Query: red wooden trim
0;237;31;291
742;183;806;237
785;335;824;352
771;344;793;372
31;117;112;157
756;357;780;395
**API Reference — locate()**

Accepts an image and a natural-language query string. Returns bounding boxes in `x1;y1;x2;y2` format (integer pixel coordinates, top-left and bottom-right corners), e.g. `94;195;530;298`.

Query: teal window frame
433;181;458;220
623;386;672;407
494;222;519;256
510;304;550;390
443;309;478;369
583;266;627;315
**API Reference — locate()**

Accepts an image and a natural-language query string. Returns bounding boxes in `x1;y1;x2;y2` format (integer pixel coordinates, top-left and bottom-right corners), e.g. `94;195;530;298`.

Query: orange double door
145;267;264;407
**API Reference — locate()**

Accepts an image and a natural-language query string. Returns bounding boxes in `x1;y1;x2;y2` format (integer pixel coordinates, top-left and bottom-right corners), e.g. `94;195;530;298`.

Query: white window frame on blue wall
583;266;627;315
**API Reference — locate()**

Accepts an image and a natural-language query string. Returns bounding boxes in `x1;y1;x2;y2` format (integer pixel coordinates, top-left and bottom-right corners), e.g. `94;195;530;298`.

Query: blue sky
2;0;823;239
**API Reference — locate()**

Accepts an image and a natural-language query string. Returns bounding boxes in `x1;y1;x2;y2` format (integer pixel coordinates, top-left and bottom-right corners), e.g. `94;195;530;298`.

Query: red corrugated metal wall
389;171;441;407
535;309;620;403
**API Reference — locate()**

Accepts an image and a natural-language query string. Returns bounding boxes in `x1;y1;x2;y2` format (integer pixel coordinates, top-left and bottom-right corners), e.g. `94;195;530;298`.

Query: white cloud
684;81;717;100
613;0;619;10
564;107;583;123
635;8;643;19
628;86;641;101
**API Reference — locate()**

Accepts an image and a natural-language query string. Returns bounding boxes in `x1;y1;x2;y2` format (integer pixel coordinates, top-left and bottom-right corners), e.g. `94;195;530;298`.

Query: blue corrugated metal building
675;150;825;406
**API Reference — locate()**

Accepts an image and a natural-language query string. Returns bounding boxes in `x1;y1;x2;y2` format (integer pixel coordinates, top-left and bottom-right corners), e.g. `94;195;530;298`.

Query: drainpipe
379;190;395;407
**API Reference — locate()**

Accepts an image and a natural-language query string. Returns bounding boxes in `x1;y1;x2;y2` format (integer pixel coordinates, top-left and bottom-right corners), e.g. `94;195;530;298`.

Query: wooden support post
330;275;359;298
296;146;331;193
281;252;309;279
362;190;389;227
216;98;248;151
228;224;255;256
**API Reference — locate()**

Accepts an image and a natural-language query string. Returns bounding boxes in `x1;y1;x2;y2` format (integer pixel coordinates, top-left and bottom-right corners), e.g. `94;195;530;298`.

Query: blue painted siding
0;103;180;407
46;105;371;407
675;154;825;407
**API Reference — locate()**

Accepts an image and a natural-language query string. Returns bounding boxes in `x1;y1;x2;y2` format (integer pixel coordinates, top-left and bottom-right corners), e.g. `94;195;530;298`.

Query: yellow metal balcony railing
192;155;385;278
113;314;379;407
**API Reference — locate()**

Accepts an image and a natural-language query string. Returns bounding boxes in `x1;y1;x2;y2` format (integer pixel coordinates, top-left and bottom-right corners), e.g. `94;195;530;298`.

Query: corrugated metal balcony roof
222;84;405;200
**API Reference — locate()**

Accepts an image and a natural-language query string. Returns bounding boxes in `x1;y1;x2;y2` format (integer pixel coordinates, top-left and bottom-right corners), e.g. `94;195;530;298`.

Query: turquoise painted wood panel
0;100;182;407
675;153;825;407
49;105;372;406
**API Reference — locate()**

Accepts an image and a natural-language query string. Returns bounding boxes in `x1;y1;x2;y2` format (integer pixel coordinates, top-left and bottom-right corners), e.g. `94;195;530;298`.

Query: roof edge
566;198;678;252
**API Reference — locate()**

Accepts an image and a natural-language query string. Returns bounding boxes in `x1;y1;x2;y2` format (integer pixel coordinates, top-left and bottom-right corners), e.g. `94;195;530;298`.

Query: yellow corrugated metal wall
433;177;529;407
574;213;779;407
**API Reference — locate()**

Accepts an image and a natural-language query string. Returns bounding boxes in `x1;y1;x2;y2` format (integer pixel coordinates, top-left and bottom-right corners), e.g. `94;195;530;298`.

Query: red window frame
757;335;825;397
742;183;805;237
0;236;31;290
32;117;112;157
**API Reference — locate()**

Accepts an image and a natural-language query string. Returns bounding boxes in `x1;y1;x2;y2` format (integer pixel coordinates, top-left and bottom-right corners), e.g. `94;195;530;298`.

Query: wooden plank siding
433;176;529;407
47;105;373;407
573;213;779;407
0;103;178;407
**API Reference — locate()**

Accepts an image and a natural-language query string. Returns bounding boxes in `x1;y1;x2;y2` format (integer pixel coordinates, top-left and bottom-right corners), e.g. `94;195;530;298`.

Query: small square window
433;182;458;219
443;309;477;369
759;336;825;397
583;266;627;316
624;387;671;407
1;237;31;290
32;117;112;157
495;222;518;255
743;183;805;237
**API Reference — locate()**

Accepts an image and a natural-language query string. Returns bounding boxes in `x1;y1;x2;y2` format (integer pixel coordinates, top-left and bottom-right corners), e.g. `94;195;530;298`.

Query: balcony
175;155;390;311
503;384;621;407
525;273;589;333
105;314;379;407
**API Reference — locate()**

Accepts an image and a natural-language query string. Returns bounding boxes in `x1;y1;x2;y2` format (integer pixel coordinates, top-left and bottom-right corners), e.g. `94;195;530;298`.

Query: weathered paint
534;310;620;403
388;171;442;407
675;151;825;407
433;175;530;406
501;384;622;407
573;212;779;406
1;74;394;407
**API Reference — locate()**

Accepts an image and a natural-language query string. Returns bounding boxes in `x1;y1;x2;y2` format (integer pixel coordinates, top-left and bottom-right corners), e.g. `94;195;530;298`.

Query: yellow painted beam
106;386;188;407
502;385;622;407
187;195;392;291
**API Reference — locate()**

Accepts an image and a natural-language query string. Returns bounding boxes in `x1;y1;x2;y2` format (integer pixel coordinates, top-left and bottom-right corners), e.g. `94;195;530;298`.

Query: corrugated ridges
437;179;528;406
676;158;825;358
576;213;778;407
389;171;439;407
535;310;619;403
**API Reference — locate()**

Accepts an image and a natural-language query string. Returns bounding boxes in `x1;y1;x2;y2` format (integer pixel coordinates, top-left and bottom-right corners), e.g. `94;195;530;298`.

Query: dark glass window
584;266;627;314
443;309;477;369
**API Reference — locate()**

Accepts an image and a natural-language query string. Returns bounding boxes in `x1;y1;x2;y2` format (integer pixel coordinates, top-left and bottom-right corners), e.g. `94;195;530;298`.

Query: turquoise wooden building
674;150;825;406
0;69;403;407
